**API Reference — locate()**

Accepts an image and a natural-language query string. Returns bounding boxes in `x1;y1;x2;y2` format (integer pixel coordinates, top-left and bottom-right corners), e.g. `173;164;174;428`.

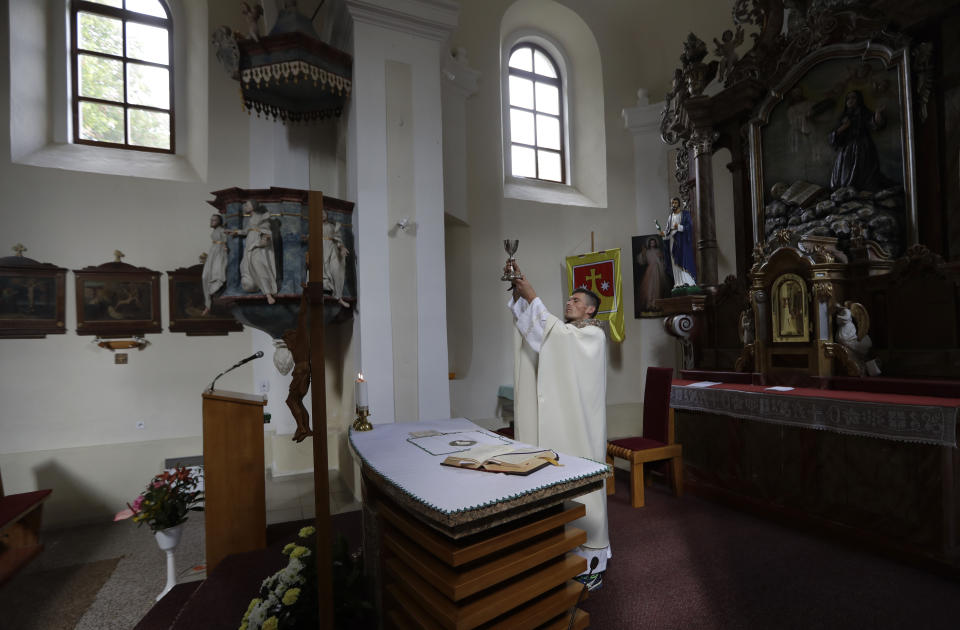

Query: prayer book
441;444;560;476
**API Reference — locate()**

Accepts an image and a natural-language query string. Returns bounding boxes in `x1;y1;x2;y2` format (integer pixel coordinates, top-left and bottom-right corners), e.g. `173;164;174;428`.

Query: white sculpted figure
201;213;229;315
835;302;880;376
322;210;350;308
240;201;278;304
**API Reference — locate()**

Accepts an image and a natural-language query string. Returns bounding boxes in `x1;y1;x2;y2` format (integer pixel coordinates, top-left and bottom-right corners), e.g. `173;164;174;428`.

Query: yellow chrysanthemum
298;526;316;538
281;542;296;555
290;545;310;559
263;616;279;630
282;587;301;606
238;623;247;630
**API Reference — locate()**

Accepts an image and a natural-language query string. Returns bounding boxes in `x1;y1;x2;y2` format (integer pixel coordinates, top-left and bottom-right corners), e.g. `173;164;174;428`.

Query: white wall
0;0;741;527
0;0;354;526
447;0;734;424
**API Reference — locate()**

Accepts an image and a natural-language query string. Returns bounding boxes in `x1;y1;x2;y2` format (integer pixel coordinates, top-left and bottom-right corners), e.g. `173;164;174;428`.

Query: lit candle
355;372;368;408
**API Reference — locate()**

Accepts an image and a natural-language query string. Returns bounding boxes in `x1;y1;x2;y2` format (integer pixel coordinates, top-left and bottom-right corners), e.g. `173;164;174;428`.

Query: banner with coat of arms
565;249;624;342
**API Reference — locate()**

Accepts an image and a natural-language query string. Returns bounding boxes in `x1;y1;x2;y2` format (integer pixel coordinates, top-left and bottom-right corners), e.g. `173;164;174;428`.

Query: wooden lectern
201;389;267;572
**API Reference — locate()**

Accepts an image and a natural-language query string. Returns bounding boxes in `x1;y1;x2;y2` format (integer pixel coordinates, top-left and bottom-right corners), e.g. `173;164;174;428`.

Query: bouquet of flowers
114;464;204;532
240;526;374;630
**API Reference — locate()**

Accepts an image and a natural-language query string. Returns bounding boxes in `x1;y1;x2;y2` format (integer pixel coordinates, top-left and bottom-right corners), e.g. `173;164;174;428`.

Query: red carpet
580;470;960;629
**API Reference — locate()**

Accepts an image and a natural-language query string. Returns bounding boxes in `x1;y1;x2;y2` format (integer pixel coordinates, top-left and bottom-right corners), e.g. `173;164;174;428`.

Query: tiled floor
6;468;360;630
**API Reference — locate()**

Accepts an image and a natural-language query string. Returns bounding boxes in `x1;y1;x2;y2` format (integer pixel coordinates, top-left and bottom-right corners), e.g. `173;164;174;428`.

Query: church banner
565;249;624;342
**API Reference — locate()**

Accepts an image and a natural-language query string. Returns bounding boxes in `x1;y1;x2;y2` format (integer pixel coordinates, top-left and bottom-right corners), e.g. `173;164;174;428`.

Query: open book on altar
441;443;560;476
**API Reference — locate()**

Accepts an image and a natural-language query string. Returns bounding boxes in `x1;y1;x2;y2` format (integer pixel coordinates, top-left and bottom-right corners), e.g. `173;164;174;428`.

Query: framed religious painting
770;272;809;343
0;245;67;338
632;234;673;318
167;260;242;335
74;254;162;337
748;42;917;261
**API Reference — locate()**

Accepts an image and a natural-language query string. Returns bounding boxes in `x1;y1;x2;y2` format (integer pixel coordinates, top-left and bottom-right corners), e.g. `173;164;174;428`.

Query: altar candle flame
355;372;368;408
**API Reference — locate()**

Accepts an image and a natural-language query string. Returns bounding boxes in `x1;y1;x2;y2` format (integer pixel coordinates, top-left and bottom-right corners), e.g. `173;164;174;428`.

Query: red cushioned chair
606;366;683;508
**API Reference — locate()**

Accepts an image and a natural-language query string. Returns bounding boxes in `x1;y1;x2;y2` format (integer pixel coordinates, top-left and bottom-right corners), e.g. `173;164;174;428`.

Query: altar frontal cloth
349;418;609;517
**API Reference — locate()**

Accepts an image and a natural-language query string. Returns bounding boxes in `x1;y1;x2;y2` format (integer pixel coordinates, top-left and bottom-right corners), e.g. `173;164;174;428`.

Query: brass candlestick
352;406;373;432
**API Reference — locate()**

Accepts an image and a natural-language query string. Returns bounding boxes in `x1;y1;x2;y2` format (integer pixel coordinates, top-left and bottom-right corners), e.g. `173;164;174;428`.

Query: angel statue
834;301;881;376
240;2;264;41
712;27;743;85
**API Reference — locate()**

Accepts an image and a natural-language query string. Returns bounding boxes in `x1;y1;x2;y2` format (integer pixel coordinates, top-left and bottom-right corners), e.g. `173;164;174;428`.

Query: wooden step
378;499;585;567
385;554;586;630
383;524;586;601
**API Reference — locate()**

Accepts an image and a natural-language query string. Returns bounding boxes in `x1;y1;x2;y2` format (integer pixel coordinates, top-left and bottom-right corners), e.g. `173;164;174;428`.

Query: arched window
506;43;564;183
71;0;173;153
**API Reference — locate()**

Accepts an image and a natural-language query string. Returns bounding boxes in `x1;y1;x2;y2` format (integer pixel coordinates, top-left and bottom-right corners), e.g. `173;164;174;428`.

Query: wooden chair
606;366;683;508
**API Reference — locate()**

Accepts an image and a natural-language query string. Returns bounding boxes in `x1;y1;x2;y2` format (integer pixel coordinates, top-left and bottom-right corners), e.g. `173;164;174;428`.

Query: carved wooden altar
656;0;960;383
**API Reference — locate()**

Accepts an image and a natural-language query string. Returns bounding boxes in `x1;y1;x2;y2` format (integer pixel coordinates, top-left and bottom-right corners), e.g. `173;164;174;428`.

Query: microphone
208;351;265;392
567;556;600;630
235;350;264;366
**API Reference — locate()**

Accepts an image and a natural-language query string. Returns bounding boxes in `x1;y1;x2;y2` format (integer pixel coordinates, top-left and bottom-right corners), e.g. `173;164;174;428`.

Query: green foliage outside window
74;1;171;151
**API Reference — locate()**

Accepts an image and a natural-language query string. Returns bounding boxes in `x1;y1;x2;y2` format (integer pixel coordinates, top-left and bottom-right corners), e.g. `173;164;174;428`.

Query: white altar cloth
349;418;608;515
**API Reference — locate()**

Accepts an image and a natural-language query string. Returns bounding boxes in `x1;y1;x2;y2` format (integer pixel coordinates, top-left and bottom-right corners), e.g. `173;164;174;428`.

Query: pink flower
114;508;135;521
132;495;145;511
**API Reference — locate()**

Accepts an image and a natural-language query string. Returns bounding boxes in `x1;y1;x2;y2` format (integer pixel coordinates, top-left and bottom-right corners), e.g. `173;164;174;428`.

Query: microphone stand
208;353;263;392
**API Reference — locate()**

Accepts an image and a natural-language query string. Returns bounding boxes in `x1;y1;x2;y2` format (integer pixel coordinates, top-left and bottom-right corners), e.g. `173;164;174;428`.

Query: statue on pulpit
322;209;350;308
201;214;229;316
239;201;279;304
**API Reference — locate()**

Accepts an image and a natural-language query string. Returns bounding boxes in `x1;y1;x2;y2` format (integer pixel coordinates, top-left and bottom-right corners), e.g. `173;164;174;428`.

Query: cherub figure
712;28;743;84
835;301;881;376
240;2;263;41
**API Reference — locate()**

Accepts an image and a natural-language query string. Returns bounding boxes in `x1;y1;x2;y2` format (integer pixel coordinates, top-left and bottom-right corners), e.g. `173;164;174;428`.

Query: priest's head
565;289;599;322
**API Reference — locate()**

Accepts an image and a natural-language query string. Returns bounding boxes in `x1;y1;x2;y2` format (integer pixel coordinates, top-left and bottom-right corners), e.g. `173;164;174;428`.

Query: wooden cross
12;243;26;257
113;250;125;263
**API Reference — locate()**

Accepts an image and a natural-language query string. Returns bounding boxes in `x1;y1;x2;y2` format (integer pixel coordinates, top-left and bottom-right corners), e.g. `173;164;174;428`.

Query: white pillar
622;89;670;231
347;0;458;424
441;47;479;225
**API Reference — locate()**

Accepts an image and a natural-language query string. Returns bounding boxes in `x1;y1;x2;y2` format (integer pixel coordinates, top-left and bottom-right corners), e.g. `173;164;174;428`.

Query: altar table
669;380;960;568
349;418;609;629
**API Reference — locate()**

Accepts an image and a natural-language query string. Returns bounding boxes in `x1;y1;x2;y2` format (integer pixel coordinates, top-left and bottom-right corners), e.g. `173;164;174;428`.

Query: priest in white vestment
508;271;611;587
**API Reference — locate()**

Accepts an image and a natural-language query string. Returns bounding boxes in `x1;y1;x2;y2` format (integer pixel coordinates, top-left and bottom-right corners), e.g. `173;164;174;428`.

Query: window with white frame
71;0;174;152
506;43;565;183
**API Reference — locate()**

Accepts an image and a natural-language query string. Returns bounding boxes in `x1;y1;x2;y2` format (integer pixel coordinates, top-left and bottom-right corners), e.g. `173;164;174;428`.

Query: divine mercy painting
632;234;672;318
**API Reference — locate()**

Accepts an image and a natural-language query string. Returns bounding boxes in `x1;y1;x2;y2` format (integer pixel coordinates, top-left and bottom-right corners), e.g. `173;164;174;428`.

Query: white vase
154;523;184;601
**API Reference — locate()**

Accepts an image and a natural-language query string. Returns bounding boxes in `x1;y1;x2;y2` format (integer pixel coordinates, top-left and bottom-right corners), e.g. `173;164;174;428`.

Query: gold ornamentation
812;280;833;303
811;245;835;264
750;243;768;274
12;243;26;257
113;250;125;263
352;406;373;432
774;229;793;248
771;273;809;343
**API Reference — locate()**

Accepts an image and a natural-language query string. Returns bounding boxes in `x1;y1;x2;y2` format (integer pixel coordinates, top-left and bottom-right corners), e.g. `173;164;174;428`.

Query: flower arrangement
240;526;374;630
114;465;204;532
